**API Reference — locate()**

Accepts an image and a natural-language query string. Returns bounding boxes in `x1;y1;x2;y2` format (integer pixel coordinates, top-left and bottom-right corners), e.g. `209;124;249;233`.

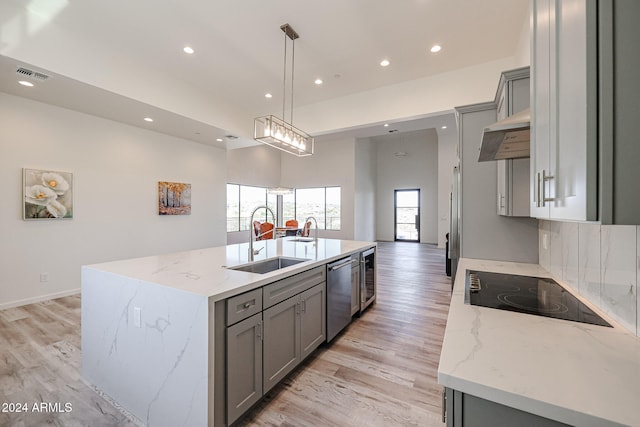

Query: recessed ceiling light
144;117;154;122
430;45;442;53
441;125;447;129
183;46;194;54
314;78;323;85
383;123;389;127
380;59;390;67
18;80;34;87
265;93;273;98
216;138;223;142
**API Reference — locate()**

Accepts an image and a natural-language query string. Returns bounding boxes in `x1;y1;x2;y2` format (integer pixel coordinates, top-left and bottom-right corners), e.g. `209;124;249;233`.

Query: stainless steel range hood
478;108;530;162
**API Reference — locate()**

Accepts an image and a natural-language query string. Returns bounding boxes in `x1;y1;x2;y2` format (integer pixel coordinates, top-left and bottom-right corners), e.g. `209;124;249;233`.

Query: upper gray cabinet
599;0;640;224
531;0;640;224
531;0;598;221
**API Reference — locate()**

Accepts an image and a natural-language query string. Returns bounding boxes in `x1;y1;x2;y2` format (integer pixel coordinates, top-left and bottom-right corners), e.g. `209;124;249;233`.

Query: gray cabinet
599;0;640;224
443;388;570;427
218;267;327;425
226;313;262;425
531;0;598;221
532;0;640;224
263;282;326;393
494;67;530;217
262;293;300;393
299;283;326;359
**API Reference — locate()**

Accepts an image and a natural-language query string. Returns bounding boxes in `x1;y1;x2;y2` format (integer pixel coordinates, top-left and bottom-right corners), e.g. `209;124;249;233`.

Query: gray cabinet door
226;313;262;425
531;0;598;221
262;296;300;393
300;283;326;360
444;387;570;427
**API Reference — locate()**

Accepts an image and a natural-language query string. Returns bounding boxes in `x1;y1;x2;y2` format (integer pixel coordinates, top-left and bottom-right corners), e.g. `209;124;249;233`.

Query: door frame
394;188;420;242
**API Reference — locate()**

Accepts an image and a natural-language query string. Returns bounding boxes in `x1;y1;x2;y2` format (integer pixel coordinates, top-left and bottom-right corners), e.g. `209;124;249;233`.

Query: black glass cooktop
466;270;612;327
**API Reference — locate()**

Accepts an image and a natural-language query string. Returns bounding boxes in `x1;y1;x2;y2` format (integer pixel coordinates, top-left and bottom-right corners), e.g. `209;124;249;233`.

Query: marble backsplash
539;221;639;336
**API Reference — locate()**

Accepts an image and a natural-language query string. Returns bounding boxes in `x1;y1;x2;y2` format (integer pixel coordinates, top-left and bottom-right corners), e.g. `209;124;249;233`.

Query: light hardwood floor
0;242;451;426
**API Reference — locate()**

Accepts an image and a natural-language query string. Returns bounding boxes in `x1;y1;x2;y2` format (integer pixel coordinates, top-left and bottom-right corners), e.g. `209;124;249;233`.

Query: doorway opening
394;189;420;242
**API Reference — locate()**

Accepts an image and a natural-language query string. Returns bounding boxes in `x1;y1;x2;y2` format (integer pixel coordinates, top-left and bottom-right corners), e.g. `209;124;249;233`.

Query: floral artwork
23;168;73;220
158;181;191;215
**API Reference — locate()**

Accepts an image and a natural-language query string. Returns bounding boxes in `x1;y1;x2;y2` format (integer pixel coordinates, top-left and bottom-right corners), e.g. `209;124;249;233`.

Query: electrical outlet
542;233;548;250
39;273;48;283
134;307;141;328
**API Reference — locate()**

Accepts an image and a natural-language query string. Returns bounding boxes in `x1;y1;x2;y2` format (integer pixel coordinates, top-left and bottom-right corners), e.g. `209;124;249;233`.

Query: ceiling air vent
16;67;50;81
225;135;239;140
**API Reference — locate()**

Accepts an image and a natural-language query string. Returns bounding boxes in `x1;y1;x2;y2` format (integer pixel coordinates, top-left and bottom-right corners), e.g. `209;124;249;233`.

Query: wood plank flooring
0;242;451;426
238;242;451;426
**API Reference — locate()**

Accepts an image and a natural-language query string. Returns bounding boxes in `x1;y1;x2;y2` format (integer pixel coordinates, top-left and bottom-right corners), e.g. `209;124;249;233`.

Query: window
226;185;341;232
295;187;341;230
226;184;277;232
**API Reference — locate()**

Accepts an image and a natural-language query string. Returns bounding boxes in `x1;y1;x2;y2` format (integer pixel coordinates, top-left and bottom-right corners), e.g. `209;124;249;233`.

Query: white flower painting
23;168;73;220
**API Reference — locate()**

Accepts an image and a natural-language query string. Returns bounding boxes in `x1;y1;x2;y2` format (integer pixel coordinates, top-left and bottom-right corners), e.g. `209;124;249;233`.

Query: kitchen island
81;237;375;427
439;258;640;427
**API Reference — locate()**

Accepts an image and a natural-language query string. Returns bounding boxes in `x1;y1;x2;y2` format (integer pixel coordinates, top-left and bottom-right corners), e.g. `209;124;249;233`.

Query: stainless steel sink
227;257;307;274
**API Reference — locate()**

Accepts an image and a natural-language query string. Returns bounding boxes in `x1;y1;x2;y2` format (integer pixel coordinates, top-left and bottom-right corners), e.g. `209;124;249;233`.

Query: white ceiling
0;0;529;147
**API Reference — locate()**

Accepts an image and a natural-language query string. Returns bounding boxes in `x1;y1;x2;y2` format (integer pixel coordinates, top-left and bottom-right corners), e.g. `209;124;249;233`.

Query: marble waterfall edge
81;267;209;427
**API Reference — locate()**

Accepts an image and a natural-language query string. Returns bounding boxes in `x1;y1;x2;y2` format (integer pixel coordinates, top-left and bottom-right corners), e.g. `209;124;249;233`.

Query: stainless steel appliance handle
329;260;352;271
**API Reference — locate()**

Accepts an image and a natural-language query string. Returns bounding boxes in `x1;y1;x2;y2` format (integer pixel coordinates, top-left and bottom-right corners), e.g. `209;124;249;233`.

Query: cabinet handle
542;169;555;206
536;169;555;207
442;388;446;423
302;299;306;313
243;301;254;309
256;321;262;340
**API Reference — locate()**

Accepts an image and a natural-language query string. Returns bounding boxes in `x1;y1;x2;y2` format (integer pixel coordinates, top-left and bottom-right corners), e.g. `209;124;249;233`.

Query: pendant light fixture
254;24;314;157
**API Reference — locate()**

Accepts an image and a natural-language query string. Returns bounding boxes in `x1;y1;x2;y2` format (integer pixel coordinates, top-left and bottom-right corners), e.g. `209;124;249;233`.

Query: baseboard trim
0;288;81;310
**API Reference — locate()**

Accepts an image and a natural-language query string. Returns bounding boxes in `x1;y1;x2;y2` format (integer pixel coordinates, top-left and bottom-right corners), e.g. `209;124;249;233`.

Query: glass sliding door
394;189;420;242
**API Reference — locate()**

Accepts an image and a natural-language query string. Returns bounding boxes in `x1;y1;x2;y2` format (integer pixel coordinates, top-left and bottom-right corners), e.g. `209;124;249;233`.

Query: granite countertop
83;237;375;302
438;258;640;427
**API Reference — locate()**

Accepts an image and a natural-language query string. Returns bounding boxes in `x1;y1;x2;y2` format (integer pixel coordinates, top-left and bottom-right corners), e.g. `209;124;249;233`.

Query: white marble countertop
83;237;375;302
438;258;640;427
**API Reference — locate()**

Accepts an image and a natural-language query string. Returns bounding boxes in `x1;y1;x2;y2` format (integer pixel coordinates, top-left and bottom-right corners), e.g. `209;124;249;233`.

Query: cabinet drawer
226;288;263;326
263;266;326;309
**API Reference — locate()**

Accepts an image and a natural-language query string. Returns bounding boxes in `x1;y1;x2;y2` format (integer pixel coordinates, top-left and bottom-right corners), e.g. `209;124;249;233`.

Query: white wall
513;5;532;68
0;93;227;309
354;138;377;242
437;127;459;248
227;145;281;186
226;145;282;244
280;137;356;240
374;129;439;243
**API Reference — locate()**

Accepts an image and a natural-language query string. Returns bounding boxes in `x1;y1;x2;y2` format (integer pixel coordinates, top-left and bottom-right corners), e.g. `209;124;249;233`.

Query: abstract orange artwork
158;181;191;215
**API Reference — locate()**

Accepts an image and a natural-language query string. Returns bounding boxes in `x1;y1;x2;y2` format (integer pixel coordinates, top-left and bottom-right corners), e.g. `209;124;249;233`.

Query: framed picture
158;182;191;215
23;168;74;220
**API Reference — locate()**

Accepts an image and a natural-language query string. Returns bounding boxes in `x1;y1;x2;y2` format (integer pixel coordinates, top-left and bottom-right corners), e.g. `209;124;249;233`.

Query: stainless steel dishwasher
326;257;352;342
